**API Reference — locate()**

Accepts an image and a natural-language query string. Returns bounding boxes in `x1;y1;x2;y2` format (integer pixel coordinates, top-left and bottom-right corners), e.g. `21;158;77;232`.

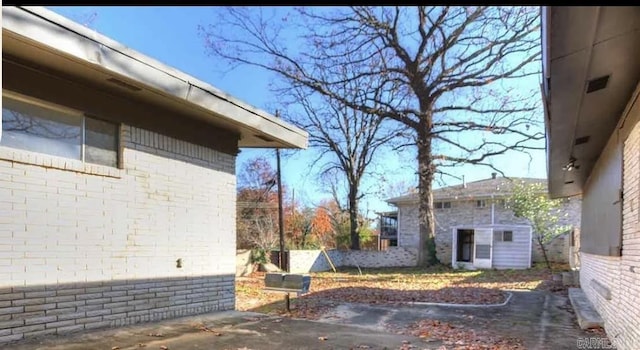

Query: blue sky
47;6;547;216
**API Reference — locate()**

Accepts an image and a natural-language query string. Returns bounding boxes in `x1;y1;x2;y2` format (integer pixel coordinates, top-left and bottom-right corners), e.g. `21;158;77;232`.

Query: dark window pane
1;97;81;159
504;231;513;242
85;117;118;167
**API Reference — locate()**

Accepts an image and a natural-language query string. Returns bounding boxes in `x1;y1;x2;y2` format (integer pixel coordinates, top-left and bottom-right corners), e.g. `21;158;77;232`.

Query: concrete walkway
8;311;441;350
315;290;592;350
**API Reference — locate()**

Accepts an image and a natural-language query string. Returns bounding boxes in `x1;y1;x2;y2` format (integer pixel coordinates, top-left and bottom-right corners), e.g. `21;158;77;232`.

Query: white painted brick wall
579;119;640;350
287;248;417;273
288;250;341;273
0;125;236;344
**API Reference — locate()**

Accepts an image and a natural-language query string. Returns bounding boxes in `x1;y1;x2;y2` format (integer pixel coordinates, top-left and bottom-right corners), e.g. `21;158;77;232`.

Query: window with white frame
1;92;119;168
476;199;486;208
494;230;514;242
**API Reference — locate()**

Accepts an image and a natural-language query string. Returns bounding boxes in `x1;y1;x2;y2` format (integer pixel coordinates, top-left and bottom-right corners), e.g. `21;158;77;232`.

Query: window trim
3;89;80;117
0;89;124;172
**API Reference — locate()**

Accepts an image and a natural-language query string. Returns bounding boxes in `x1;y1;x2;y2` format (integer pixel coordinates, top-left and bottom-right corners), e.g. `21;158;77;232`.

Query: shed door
473;228;493;269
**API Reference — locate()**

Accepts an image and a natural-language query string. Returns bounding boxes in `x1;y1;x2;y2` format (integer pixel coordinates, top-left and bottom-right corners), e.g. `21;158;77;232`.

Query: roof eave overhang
543;6;640;198
2;6;308;150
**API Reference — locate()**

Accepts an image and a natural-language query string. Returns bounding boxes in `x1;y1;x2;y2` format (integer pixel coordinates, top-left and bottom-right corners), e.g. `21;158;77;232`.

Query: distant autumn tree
236;157;279;255
275;55;402;250
315;199;374;250
201;6;543;265
507;182;570;270
285;204;315;249
311;205;334;247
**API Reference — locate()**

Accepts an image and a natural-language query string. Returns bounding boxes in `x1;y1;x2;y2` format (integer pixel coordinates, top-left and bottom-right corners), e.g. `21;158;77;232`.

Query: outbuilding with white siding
451;225;532;270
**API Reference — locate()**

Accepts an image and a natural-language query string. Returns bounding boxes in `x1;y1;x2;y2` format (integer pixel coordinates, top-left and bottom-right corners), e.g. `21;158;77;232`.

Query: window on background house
435;201;451;209
1;92;119;168
476;199;486;208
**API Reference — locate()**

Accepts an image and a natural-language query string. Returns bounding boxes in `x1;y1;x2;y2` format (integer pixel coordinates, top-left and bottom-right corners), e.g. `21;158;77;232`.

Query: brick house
0;6;307;344
541;6;640;349
381;174;582;269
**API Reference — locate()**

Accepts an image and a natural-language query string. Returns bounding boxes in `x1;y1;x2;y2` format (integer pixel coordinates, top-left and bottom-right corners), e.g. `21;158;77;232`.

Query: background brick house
382;174;582;269
0;6;307;345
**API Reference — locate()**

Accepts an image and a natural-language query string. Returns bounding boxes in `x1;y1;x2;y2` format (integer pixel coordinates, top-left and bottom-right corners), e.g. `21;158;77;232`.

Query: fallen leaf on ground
392;318;525;349
137;344;146;348
160;346;169;350
318;336;328;341
112;347;120;350
148;333;164;337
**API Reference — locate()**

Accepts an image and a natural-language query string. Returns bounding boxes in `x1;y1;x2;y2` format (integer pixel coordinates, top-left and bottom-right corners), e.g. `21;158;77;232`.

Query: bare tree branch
200;5;542;265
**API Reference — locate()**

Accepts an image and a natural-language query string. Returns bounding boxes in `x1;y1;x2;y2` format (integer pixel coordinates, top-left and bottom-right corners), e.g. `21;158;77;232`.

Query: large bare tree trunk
348;184;360;250
417;116;439;266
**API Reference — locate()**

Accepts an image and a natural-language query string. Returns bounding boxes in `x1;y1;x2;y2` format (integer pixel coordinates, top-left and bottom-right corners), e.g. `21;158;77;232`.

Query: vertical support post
276;111;286;271
285;293;291;312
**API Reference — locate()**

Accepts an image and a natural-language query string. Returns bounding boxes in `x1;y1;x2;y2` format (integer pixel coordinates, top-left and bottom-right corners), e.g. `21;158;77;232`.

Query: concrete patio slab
7;311;441;350
315;290;600;349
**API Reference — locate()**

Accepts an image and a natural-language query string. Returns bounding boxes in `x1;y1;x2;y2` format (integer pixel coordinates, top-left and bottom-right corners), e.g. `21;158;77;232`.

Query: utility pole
275;111;286;272
275;111;290;312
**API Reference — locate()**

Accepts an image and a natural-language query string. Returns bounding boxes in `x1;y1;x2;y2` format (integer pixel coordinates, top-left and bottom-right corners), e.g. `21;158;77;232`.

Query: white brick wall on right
580;117;640;350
